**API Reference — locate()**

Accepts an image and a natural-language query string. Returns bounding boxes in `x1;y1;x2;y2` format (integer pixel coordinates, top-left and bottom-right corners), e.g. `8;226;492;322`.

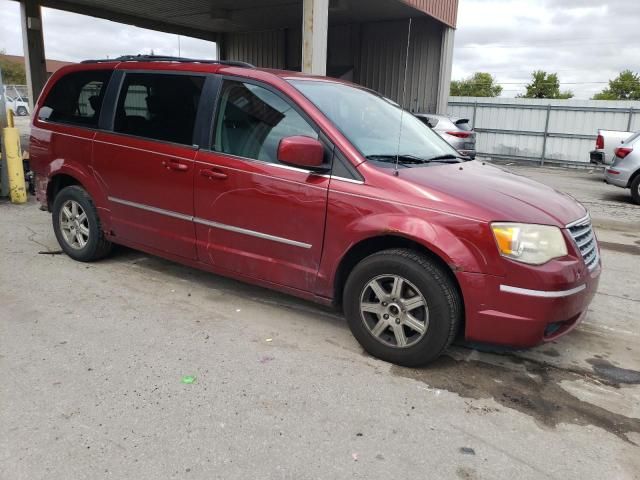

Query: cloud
453;0;640;98
0;0;216;62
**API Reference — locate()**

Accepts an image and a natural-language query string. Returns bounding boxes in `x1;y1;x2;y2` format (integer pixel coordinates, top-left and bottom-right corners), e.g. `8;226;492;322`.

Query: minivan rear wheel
343;248;461;367
52;186;112;261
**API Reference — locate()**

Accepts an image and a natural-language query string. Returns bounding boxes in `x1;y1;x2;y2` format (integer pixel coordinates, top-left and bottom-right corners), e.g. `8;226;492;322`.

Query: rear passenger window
213;80;317;163
114;73;204;146
38;70;112;127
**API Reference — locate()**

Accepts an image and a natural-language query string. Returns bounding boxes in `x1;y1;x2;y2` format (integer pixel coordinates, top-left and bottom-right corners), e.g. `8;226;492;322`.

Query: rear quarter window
38;70;112;127
454;119;473;131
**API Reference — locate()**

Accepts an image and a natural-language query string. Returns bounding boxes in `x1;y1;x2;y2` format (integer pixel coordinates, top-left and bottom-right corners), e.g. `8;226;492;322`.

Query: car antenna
394;17;413;177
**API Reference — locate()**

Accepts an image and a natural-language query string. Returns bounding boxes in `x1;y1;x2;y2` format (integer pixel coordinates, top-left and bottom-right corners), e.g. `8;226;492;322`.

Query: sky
0;0;639;99
452;0;640;98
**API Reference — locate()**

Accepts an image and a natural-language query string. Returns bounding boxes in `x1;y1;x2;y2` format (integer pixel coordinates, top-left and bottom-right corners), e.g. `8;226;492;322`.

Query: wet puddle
587;358;640;385
391;354;640;445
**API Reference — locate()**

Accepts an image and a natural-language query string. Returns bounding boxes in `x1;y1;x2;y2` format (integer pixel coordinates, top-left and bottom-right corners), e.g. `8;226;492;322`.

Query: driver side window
213;80;317;163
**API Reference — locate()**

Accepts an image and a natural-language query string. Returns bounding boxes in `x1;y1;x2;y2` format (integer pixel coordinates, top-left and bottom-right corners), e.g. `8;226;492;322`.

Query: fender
46;160;113;233
315;211;500;300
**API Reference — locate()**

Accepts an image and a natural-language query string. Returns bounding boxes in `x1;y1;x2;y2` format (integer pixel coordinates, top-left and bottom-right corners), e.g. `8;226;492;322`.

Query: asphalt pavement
1;163;639;480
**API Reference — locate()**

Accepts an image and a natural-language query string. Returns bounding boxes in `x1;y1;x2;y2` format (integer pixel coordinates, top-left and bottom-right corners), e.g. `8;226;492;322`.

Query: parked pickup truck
590;129;633;165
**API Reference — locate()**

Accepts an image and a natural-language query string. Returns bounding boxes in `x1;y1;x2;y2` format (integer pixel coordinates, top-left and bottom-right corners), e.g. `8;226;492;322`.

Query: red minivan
30;56;601;366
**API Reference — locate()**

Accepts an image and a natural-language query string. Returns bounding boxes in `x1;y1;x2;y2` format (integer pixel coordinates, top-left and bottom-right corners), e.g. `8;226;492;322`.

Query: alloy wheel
59;200;90;250
359;274;429;348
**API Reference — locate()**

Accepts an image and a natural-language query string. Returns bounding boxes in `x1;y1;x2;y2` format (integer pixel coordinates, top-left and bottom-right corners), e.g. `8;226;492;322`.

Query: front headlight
491;223;568;265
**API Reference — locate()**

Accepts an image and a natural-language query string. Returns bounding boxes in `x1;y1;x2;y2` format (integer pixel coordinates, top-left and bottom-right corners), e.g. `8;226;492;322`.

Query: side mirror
277;136;328;171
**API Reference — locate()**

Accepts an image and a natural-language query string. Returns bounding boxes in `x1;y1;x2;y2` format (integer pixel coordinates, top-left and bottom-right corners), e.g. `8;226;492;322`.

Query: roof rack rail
81;55;255;68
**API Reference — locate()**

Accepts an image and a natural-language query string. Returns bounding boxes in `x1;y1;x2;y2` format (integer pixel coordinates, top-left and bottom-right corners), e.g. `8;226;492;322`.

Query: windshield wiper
424;154;464;163
366;154;431;164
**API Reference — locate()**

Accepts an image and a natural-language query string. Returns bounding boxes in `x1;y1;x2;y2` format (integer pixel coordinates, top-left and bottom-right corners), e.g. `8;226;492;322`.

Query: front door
93;72;206;258
194;79;330;292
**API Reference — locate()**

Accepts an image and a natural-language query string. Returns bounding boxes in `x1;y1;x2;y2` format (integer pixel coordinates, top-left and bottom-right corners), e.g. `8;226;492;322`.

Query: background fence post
472;100;478;128
540;104;551;166
627;107;634;132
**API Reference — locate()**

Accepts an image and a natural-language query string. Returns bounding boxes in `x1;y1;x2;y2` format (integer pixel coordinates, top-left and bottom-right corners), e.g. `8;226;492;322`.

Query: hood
395;161;586;227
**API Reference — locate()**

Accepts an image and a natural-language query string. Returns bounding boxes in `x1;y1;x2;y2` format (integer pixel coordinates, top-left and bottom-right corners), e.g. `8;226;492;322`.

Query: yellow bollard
2;108;27;204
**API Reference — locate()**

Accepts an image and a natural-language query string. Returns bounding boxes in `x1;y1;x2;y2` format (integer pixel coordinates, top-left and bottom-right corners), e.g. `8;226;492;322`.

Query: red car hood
396;161;587;227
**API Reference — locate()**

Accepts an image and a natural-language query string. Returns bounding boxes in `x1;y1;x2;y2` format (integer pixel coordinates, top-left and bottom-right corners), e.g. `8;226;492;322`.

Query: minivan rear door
93;71;207;259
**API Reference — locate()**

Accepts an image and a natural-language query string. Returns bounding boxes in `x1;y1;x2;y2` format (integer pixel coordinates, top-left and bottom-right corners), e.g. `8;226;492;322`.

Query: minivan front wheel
52;186;112;261
344;248;461;367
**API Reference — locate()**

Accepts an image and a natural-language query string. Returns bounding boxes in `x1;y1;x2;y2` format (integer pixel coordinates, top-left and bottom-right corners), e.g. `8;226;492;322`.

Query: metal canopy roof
34;0;457;42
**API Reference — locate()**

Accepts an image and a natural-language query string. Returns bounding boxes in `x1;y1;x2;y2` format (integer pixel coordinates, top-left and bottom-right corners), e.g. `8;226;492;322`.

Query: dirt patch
391;355;640;445
598;241;640;255
540;348;561;358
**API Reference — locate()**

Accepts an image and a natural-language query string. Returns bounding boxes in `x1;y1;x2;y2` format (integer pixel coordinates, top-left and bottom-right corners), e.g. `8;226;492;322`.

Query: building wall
224;16;444;113
356;17;442;112
223;30;287;69
398;0;458;28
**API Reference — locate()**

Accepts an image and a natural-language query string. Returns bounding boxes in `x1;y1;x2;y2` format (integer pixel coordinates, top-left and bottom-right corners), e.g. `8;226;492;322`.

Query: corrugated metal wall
399;0;459;28
223;16;444;113
357;17;443;113
224;30;287;69
448;97;640;164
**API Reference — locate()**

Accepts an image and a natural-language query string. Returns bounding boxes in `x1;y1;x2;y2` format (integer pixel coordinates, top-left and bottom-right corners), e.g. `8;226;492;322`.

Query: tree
593;70;640;100
520;70;573;99
0;49;27;84
450;72;503;97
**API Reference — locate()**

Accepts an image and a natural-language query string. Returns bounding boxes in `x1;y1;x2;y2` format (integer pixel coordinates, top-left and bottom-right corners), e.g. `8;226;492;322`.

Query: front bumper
457;264;601;348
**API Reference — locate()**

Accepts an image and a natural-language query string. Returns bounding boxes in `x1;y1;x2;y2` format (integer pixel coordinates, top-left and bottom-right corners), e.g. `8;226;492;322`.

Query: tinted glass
290;80;457;162
213;80;317;163
114;73;204;145
454;119;473;131
39;70;112;127
417;116;438;128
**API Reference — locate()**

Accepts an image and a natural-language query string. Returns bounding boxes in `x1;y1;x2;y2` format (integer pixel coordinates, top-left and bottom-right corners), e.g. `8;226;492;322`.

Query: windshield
289;79;460;164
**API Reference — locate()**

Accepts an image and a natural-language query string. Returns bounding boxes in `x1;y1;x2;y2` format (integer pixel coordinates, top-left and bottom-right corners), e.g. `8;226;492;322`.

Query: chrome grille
567;215;599;271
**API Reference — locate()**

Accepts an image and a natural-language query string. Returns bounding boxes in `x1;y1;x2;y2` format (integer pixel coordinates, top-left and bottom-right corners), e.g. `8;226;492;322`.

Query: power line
455;40;638;49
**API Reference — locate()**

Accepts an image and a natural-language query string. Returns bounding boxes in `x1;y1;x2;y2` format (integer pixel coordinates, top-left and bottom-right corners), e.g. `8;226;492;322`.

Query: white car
5;95;30;116
590;129;633;165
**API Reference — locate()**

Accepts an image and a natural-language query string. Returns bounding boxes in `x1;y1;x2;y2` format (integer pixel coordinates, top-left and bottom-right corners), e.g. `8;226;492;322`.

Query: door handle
200;168;228;180
162;159;189;172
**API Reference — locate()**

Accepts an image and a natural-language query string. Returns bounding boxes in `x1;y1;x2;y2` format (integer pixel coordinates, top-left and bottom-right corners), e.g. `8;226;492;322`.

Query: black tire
52;185;112;262
343;248;462;367
16;106;28;116
630;175;640;205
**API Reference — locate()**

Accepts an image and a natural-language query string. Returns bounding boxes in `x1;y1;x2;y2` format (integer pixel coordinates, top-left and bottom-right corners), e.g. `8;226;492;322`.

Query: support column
436;26;455;115
20;0;48;110
215;33;225;61
301;0;328;75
